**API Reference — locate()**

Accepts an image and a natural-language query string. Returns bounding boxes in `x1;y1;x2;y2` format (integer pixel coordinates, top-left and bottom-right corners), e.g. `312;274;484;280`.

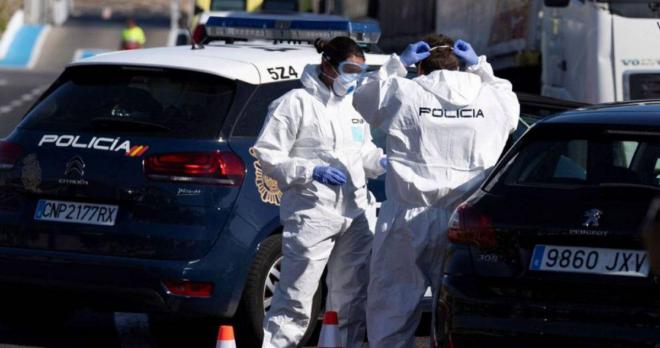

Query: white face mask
332;73;359;97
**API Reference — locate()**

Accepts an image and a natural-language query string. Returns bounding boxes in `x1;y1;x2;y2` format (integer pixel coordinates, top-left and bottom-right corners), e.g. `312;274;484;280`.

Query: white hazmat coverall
353;54;520;348
253;64;385;348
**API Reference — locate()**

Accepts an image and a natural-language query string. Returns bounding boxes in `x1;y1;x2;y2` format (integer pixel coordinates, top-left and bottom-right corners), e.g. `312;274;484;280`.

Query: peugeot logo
64;155;85;177
582;209;603;228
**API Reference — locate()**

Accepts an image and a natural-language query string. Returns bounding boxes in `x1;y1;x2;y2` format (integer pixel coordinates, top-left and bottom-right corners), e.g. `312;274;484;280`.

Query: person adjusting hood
253;36;385;348
353;34;520;348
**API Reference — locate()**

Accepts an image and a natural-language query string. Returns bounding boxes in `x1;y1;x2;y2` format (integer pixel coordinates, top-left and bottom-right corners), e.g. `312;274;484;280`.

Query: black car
437;102;660;347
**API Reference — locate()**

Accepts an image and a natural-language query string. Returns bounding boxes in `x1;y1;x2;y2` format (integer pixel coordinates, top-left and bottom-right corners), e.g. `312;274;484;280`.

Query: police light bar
204;13;381;44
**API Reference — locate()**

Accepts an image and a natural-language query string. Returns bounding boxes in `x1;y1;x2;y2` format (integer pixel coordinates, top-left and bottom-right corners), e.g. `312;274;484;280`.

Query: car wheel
236;233;322;347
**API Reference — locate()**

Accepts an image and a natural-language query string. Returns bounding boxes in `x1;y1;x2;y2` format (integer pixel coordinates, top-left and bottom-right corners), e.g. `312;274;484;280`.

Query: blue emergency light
204;12;381;44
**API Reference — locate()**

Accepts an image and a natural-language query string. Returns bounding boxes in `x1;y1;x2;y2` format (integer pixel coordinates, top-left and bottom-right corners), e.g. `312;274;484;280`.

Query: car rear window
19;66;235;139
488;130;660;191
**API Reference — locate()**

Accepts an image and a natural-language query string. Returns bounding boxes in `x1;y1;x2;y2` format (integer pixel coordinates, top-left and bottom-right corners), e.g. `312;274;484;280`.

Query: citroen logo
64;155;85;177
582;209;603;228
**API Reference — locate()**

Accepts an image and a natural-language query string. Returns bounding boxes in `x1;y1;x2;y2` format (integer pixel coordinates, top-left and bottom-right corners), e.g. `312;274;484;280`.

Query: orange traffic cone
318;311;341;348
216;325;236;348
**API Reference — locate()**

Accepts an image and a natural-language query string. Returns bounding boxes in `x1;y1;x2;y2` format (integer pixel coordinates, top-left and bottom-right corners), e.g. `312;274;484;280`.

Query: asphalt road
0;309;430;348
34;16;170;73
0;69;56;137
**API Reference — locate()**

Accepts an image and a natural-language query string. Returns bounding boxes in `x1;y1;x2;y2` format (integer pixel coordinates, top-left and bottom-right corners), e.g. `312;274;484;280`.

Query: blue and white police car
0;13;387;346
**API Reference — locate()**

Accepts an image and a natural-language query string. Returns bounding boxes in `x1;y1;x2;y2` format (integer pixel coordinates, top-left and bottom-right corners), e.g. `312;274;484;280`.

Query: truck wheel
236;233;322;347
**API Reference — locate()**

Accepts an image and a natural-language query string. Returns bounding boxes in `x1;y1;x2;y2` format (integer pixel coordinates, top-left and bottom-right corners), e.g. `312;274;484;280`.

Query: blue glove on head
379;157;388;170
453;39;478;66
400;41;431;67
313;166;348;186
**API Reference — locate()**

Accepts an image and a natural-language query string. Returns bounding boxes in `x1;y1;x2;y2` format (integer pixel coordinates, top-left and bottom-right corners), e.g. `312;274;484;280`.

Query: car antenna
187;27;205;50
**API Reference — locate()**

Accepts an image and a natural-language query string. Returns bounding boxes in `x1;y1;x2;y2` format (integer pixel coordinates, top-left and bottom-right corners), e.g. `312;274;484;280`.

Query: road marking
0;83;47;117
114;312;153;348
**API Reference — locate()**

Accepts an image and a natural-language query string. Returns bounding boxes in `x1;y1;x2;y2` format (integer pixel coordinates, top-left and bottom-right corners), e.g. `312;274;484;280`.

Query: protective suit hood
300;64;333;104
414;69;482;107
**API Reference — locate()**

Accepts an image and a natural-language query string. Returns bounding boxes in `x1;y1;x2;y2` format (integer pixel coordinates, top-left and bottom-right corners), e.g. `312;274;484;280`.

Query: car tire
235;233;322;347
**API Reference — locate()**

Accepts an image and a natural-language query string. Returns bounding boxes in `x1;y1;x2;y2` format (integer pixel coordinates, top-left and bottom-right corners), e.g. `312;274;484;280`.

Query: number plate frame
34;200;118;226
529;245;649;277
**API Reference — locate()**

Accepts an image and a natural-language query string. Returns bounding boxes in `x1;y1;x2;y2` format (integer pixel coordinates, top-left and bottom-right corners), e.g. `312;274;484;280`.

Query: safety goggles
337;61;368;76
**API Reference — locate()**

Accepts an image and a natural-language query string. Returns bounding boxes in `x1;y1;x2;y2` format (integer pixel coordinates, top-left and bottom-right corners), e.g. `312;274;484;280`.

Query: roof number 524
267;66;299;81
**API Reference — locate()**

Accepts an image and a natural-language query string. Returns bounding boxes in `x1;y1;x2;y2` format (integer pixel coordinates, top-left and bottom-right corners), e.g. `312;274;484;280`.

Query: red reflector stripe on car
163;280;214;298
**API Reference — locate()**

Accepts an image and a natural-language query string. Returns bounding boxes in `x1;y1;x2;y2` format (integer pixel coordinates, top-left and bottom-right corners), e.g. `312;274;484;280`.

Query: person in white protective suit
353;34;520;347
253;36;386;348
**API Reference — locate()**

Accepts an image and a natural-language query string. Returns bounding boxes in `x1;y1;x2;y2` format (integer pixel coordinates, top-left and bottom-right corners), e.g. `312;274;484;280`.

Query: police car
0;12;583;346
0;13;387;346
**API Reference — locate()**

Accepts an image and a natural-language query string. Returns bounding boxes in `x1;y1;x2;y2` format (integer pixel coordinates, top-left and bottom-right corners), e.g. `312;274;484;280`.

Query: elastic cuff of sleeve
303;165;316;184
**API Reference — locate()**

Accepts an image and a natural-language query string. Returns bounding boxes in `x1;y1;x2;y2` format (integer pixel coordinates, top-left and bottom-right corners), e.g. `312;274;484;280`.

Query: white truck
436;0;660;104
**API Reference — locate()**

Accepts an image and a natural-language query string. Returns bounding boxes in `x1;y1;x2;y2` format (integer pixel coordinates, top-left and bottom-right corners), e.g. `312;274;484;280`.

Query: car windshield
489;131;660;190
19;66;236;139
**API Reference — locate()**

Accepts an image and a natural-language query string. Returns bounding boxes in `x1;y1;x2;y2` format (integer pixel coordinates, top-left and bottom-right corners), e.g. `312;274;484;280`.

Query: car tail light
144;151;245;186
163;280;214;298
192;24;207;44
0;141;23;170
447;203;497;248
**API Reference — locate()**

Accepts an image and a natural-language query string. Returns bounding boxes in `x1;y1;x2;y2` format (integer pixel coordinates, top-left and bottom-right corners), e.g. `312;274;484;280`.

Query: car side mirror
544;0;570;7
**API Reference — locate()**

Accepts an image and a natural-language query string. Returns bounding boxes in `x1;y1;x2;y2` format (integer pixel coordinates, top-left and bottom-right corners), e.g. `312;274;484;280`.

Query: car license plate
34;200;118;226
529;245;649;277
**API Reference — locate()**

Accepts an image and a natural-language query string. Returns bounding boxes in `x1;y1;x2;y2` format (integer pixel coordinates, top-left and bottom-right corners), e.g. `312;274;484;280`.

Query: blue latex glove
313;166;348;186
379;157;388;170
453;39;478;66
400;41;431;66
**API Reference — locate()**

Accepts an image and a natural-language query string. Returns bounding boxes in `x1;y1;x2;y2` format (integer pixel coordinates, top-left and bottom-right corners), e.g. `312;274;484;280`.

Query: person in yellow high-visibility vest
121;18;146;50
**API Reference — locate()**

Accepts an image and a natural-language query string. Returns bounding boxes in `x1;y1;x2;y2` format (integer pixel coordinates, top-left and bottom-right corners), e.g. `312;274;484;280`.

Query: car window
491;134;659;189
232;81;301;137
19;66;235;139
